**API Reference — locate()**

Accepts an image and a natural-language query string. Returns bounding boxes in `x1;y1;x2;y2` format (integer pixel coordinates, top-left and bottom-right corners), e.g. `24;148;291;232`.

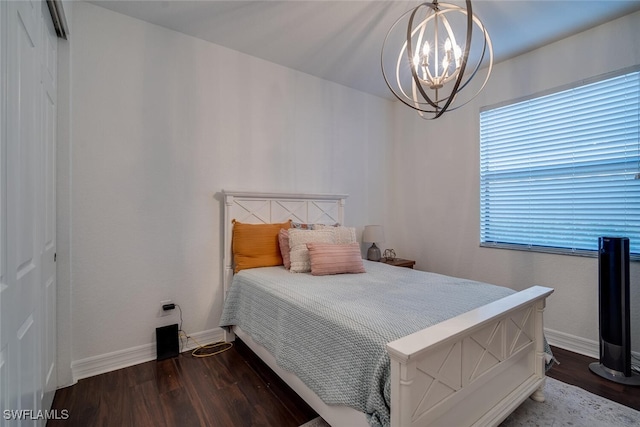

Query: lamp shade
363;225;385;243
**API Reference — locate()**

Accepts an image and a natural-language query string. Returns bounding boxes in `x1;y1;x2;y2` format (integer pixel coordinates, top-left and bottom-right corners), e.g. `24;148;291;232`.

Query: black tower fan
589;237;640;385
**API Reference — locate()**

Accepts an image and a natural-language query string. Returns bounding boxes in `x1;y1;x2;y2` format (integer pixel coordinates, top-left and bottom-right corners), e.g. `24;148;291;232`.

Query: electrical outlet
159;299;173;317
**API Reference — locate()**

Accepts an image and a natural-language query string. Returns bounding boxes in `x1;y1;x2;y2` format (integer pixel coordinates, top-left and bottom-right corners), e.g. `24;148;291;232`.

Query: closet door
40;0;58;411
0;0;57;424
2;0;42;423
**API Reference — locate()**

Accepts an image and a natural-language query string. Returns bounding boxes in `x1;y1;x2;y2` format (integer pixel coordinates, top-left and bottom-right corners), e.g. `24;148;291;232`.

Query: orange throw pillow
232;220;291;273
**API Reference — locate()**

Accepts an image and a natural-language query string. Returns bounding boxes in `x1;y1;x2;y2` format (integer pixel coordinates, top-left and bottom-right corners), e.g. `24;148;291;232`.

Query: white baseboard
69;327;636;385
544;328;599;359
545;328;640;362
180;328;226;353
70;327;225;383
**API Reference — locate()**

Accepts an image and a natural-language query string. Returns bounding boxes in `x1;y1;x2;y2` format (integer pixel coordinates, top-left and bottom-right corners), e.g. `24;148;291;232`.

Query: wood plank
130;381;168;427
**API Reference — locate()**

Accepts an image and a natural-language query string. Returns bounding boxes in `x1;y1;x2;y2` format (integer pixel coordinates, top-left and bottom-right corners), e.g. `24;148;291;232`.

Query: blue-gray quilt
219;261;546;427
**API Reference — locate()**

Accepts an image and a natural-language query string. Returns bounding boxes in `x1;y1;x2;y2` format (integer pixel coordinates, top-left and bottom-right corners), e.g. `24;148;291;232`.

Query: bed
219;191;554;427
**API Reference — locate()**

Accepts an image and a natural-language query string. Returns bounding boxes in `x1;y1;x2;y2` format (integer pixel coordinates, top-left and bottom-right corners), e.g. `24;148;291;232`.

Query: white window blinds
480;70;640;257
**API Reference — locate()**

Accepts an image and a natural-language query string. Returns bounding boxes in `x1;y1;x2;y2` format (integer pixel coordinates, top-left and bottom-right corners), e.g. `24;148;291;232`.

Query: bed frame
222;190;553;427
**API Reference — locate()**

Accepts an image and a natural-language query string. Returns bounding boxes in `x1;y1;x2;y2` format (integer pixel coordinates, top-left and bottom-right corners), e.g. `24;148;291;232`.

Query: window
480;68;640;258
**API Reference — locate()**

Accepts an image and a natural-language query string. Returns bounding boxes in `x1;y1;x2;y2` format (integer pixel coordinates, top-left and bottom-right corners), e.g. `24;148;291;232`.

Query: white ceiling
89;0;640;99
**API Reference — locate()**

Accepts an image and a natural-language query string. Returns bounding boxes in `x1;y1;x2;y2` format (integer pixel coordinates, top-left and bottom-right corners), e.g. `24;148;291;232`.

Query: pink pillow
278;229;291;269
306;243;365;276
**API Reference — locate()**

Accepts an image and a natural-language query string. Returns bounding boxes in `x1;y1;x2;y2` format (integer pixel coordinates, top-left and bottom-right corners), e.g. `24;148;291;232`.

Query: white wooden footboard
387;286;553;427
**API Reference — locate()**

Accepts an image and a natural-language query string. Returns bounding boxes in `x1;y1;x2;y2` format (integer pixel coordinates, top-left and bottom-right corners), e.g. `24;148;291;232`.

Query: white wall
391;11;640;354
58;2;640;383
58;1;393;382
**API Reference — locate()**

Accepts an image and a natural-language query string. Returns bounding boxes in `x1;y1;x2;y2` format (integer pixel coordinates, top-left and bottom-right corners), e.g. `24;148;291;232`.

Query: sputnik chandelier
381;0;493;119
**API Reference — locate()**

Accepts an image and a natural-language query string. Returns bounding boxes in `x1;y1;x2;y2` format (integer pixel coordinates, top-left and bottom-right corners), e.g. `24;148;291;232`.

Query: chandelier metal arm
449;9;488;95
432;0;472;118
407;4;439;111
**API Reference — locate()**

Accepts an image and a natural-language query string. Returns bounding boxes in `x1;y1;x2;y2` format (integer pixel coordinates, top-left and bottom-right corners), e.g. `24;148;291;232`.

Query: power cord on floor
188;334;233;358
175;304;233;358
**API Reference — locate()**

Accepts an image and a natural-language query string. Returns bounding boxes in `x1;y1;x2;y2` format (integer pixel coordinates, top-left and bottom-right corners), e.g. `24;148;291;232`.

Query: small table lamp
363;225;384;261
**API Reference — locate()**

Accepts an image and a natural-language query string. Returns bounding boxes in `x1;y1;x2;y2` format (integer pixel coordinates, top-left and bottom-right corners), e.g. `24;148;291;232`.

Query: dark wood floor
48;344;639;427
48;341;317;427
545;346;640;411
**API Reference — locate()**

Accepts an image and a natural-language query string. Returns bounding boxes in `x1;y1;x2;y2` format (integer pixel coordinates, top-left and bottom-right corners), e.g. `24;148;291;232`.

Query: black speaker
589;237;640;385
156;324;179;360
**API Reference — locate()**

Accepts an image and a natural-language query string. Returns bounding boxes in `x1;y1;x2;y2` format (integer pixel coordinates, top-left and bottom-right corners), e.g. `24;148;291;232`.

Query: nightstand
380;258;415;269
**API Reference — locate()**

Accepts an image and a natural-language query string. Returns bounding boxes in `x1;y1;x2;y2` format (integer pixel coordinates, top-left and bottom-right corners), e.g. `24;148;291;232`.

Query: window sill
479;242;640;262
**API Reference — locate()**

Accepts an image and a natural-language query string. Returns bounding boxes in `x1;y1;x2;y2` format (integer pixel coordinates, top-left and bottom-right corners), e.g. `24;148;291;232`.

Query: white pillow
332;226;357;244
288;229;336;273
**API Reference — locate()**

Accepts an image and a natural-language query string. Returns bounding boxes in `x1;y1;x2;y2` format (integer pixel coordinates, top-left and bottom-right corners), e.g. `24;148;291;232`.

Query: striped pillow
288;229;336;273
306;242;365;276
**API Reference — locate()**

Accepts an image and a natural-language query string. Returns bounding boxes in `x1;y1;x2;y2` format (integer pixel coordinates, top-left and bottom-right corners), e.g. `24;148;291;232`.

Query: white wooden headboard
222;191;348;297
